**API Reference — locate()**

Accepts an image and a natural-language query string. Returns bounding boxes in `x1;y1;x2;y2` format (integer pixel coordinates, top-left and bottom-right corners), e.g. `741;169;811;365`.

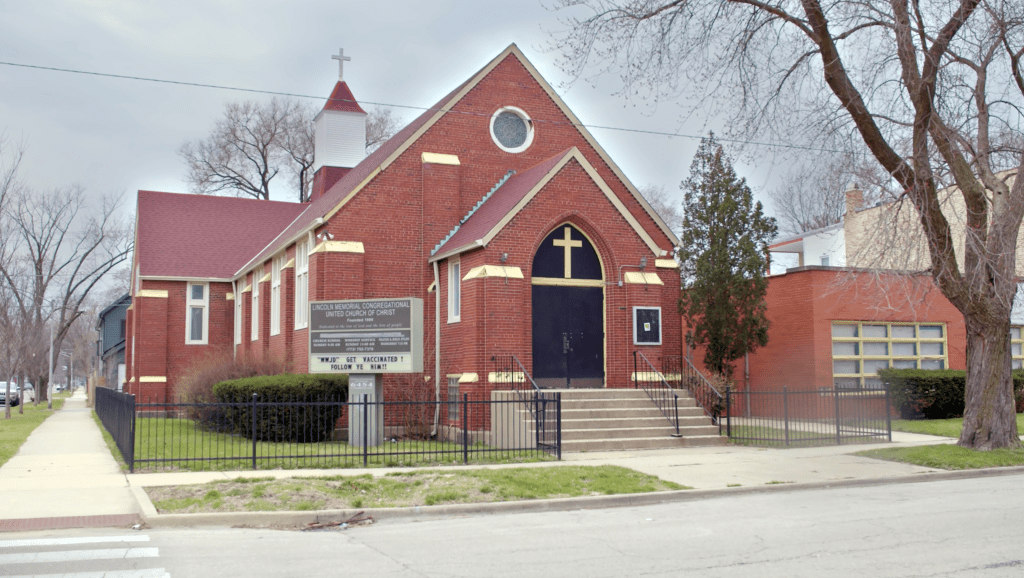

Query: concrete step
561;397;698;410
494;386;727;452
561;424;721;441
563;434;727;452
562;416;713;430
561;407;707;420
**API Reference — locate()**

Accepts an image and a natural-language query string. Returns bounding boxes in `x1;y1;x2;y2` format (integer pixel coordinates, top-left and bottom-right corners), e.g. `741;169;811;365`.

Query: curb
0;514;142;533
135;464;1024;529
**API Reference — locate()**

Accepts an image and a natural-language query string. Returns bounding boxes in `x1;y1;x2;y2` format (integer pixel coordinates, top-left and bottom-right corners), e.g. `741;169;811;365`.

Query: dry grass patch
147;466;688;513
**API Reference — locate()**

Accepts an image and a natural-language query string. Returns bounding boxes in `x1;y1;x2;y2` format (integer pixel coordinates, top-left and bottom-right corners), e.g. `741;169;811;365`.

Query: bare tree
181;100;401;203
179;98;294;201
770;154;897;236
0;168;133;405
639;184;683;237
554;0;1024;449
366;107;401;153
280;102;316;203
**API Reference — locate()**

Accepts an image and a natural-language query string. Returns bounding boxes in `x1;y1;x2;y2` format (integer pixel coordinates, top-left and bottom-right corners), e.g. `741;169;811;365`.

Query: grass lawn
727;424;888;448
0;397;67;467
131;417;555;472
147;465;689;514
857;444;1024;470
891;413;1024;438
859;413;1024;469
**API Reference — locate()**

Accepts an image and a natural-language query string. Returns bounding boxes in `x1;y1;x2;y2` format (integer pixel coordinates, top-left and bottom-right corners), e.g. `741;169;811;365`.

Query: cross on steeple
552;226;583;278
332;48;351;81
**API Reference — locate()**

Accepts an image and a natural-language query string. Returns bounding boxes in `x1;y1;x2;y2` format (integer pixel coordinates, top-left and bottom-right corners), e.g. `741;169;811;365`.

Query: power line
0;59;854;155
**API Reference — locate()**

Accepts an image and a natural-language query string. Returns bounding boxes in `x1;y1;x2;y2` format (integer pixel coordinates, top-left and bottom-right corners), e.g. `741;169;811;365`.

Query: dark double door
531;285;604;388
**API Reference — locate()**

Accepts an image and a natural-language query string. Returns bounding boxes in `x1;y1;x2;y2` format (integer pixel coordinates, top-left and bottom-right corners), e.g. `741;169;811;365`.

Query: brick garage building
745;182;1024;398
741;267;967;395
124;45;681;415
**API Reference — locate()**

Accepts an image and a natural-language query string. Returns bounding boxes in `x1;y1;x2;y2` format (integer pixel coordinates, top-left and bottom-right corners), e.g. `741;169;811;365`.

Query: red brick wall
125;279;234;400
131;52;679;410
684;268;967;394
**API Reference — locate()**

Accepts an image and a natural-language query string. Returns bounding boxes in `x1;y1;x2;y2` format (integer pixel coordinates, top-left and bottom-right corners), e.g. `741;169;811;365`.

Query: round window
490;107;534;153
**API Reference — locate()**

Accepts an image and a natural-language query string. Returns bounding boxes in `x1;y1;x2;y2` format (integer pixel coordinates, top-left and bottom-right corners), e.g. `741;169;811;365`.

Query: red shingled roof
432;149;573;257
240;73;476;274
136;191;306;280
323;81;366;114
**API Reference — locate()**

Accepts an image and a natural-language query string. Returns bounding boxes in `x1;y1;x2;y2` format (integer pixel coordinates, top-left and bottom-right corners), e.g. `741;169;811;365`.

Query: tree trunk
959;316;1021;449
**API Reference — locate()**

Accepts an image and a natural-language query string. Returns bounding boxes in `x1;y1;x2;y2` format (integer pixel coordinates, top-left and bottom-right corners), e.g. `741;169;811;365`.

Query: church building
124;45;682;416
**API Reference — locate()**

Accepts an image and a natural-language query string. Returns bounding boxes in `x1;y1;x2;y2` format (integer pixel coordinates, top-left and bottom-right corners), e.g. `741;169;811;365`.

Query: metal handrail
633;351;680;436
680;355;725;425
491;354;560;456
491;354;541;415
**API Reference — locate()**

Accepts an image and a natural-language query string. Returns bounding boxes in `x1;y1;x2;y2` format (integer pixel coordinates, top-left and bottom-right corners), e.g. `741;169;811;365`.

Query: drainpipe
431;261;441;437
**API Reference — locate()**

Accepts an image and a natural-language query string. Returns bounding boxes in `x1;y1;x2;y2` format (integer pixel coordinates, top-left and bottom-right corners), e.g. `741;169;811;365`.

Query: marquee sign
308;298;424;374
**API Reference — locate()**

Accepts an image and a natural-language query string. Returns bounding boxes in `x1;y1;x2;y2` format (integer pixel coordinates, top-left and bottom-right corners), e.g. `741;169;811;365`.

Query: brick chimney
845;183;864;215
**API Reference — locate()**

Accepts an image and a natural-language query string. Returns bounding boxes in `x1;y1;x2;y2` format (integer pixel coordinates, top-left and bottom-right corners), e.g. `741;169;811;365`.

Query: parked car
0;382;20;407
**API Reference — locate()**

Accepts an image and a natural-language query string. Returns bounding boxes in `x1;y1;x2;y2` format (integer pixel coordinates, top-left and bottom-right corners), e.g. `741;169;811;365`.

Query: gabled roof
136;191;306;280
430;147;663;262
238;44;677;276
321;81;366;114
769;222;844;252
238;73;474;274
96;293;131;328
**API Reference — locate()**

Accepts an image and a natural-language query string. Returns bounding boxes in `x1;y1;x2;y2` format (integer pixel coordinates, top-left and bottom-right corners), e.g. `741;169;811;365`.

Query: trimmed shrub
177;350;291;403
177;351;291;432
881;369;1024;420
213;374;348;443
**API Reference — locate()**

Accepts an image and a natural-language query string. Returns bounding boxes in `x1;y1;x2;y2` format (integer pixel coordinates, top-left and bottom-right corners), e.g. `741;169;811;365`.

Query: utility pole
48;324;53;410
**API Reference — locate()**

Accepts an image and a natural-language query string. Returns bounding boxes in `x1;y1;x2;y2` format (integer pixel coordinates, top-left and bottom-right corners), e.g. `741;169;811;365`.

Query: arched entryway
531;224;605;388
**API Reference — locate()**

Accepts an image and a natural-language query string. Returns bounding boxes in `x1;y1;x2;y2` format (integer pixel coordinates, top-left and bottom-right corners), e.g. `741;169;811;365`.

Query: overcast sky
0;0;789;223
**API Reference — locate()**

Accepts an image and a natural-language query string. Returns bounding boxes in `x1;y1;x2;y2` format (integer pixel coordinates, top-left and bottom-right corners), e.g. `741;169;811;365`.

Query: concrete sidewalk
0;389;141;531
4;390;1017;531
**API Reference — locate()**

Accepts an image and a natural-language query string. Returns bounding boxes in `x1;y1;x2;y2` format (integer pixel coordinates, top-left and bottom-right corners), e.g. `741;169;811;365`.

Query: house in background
735;175;1024;396
96;293;131;391
769;222;845;270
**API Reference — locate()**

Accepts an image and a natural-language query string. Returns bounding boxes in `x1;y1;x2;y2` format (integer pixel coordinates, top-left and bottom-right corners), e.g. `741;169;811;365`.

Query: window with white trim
251;266;262;341
185;281;209;345
234;280;242;345
831;322;948;390
270;254;283;336
1011;327;1024;369
489;106;534;153
448;257;461;323
295;238;309;329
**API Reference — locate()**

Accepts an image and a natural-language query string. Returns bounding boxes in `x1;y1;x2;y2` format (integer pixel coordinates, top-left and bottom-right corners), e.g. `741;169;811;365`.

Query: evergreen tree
678;134;777;378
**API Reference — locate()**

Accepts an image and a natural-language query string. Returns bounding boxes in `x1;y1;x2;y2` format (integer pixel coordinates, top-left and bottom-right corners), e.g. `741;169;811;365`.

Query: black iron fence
632;351;681;435
491;354;561;458
95;390;561;473
94;387;135;470
725;386;892;447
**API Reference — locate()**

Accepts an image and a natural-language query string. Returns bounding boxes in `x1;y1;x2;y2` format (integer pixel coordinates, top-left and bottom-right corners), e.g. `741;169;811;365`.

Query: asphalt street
3;473;1021;578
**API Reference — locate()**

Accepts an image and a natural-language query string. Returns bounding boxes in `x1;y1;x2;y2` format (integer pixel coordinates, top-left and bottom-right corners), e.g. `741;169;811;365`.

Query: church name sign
309;298;424;374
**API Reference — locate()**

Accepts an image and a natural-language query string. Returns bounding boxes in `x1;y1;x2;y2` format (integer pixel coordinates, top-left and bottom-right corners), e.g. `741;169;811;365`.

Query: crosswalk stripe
0;547;159;565
4;569;170;578
0;535;150;548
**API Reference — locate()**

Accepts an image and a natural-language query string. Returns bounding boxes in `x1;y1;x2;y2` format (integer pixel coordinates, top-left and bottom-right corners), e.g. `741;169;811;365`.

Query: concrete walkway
3;389;1019;531
0;389;140;531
